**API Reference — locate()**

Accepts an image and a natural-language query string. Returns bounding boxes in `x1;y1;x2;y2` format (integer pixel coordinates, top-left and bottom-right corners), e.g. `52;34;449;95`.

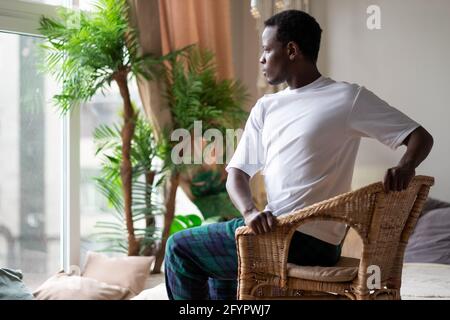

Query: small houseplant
190;170;240;220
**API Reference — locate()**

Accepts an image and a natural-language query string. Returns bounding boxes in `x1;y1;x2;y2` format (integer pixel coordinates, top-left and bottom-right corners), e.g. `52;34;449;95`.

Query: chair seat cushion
287;257;360;283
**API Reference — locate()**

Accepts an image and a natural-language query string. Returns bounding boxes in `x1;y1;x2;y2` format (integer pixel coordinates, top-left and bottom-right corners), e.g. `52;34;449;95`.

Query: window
18;0;65;6
78;80;201;264
15;0;92;9
0;0;201;288
0;32;61;290
79;80;142;264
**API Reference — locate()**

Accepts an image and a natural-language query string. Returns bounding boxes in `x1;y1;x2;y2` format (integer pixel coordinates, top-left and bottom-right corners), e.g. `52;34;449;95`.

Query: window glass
0;32;61;290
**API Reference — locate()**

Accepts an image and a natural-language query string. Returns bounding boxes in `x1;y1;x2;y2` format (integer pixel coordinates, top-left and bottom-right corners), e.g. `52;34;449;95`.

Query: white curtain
250;0;310;96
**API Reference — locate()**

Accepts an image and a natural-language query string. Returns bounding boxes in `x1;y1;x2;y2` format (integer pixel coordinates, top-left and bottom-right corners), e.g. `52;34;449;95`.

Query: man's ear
286;42;301;61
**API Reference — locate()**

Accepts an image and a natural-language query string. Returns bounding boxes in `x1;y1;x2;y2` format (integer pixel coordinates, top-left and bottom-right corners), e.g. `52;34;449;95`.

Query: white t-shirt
226;76;420;245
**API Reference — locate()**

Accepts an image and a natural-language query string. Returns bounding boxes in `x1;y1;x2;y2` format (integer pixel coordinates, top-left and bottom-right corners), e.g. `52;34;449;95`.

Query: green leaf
169;214;204;236
169;218;185;236
184;214;203;227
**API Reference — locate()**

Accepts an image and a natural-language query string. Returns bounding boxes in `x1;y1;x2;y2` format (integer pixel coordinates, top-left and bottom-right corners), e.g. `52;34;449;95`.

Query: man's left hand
383;164;416;192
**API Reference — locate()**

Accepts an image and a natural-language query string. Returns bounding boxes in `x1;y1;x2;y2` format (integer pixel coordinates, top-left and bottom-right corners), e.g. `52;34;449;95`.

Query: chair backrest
358;175;434;289
287;175;433;290
321;175;434;291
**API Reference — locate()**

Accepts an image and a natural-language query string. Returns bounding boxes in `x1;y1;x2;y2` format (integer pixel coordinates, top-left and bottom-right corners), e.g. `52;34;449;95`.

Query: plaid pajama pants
164;217;342;300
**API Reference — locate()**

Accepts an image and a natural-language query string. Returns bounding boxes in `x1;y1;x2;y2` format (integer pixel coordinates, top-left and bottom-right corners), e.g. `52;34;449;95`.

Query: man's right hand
226;168;277;234
244;209;277;235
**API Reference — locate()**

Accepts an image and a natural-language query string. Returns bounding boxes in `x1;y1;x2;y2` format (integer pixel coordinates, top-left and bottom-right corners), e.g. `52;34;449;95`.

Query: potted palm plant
150;46;249;272
39;0;173;256
93;109;166;255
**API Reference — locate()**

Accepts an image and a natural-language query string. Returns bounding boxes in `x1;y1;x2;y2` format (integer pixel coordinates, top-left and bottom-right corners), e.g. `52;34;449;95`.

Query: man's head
260;10;322;85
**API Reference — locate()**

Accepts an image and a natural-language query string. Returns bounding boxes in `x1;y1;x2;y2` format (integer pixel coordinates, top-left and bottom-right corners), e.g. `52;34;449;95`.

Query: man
164;10;433;300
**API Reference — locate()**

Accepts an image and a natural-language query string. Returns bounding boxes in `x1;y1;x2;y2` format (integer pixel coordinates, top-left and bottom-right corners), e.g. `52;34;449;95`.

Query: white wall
311;0;450;200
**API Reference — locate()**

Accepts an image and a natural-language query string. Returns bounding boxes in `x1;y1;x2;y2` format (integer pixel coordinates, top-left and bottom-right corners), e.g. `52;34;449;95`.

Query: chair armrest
236;224;290;289
235;204;344;289
235;183;383;288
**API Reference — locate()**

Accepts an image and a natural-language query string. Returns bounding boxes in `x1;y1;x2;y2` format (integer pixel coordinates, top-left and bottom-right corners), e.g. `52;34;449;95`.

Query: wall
229;0;449;200
310;0;450;200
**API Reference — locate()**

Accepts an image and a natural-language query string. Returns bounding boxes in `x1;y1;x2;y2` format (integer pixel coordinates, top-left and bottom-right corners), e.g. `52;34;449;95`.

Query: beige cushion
287;257;360;283
33;273;130;300
131;283;168;300
82;251;154;298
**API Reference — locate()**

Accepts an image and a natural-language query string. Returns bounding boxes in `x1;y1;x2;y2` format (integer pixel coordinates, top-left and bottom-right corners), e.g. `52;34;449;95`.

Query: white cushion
131;283;168;300
287;256;359;282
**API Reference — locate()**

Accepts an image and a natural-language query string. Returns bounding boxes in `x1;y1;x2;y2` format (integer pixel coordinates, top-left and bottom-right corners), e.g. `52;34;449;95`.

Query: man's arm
384;126;434;192
226;168;276;234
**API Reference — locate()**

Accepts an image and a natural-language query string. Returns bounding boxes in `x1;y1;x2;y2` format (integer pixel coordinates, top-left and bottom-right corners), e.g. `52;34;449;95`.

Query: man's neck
287;65;322;90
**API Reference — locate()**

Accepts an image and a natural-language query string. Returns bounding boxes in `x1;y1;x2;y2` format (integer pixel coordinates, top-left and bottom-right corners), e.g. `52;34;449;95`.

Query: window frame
0;0;81;273
0;0;59;35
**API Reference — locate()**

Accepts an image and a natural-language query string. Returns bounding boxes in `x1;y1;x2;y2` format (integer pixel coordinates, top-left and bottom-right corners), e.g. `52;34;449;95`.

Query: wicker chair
236;175;434;300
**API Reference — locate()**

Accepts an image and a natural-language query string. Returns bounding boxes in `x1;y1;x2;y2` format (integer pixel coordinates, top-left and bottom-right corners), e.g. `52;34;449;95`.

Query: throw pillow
131;283;168;300
82;251;154;297
33;272;130;300
421;197;450;217
405;207;450;264
0;268;34;300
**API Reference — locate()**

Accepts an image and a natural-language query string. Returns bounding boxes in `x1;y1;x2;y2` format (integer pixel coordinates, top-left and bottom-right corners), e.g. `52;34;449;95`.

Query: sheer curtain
128;0;236;272
128;0;234;137
128;0;235;195
159;0;234;80
128;0;172;137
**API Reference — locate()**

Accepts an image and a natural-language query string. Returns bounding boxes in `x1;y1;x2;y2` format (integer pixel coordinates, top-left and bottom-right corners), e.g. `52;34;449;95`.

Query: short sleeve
347;87;420;150
226;100;265;178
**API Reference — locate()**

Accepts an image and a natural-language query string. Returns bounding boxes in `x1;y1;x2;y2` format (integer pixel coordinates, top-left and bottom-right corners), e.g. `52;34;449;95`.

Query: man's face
260;26;290;85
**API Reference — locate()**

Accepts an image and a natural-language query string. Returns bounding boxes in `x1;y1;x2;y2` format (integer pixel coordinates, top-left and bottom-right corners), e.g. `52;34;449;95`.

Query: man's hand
244;209;277;234
383;164;416;192
383;126;433;193
226;168;277;234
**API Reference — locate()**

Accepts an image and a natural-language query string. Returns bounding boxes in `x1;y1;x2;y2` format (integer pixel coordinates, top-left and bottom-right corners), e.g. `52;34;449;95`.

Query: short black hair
264;10;322;63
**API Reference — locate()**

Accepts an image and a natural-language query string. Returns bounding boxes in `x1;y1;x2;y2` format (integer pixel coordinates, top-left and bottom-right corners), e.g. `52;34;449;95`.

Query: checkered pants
164;217;341;300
